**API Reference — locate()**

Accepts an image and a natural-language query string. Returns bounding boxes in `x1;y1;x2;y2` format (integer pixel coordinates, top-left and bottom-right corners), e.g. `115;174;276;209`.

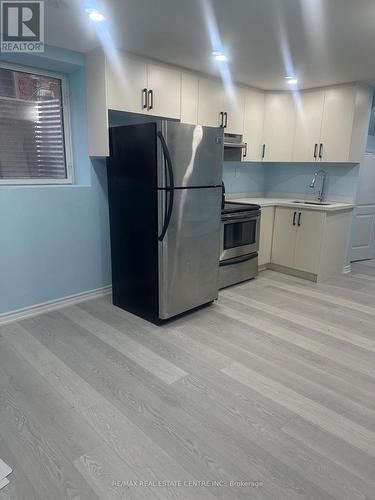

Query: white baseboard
342;265;352;274
0;286;112;326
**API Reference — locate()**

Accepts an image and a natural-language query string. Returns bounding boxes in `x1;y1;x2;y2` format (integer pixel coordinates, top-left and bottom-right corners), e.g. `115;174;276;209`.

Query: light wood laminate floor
0;263;374;499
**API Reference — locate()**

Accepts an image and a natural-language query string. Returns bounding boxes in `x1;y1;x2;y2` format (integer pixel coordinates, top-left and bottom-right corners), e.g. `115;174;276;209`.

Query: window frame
0;62;73;186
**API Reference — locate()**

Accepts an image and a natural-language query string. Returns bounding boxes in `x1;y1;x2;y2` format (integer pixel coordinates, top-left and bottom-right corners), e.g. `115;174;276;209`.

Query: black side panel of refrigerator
107;123;159;322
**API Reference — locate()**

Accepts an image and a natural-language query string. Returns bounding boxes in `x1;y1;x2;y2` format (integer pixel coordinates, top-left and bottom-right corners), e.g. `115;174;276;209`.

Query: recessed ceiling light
212;51;227;62
285;76;298;84
85;8;105;22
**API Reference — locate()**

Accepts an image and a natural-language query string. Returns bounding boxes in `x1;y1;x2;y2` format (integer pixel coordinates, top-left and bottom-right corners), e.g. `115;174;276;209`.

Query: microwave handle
157;131;174;241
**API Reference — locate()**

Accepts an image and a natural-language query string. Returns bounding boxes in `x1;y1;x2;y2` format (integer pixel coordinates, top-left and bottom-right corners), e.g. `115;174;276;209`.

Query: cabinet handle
148;89;153;111
293;211;297;226
224;112;228;128
319;143;323;159
313;143;318;159
262;144;266;159
297;212;302;226
243;143;248;159
219;111;224;127
142;88;148;109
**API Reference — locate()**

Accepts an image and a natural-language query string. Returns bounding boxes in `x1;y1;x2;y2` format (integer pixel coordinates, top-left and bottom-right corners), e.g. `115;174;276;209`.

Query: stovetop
222;201;261;214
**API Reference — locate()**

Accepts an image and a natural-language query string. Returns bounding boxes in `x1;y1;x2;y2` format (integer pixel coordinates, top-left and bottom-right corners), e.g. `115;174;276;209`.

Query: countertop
230;197;354;212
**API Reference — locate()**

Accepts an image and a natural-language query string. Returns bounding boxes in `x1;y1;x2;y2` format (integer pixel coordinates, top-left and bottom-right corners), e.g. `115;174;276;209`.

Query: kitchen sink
290;200;332;206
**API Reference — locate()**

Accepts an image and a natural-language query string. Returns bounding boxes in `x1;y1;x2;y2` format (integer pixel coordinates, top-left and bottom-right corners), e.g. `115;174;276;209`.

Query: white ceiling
45;0;375;90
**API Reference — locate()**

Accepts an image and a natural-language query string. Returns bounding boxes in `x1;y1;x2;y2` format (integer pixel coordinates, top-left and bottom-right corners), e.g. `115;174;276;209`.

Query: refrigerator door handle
157;131;175;241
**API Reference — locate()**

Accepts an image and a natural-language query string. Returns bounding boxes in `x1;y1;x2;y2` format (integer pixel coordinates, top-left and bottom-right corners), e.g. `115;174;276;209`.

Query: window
0;65;72;184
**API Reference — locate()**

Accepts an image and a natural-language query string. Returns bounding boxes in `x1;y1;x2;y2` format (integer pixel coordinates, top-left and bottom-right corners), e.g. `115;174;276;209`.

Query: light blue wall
0;48;111;315
224;161;359;201
264;163;359;200
223;162;265;194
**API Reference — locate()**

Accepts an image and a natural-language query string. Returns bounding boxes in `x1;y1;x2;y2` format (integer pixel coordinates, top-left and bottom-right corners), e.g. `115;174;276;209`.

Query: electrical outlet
235;167;240;178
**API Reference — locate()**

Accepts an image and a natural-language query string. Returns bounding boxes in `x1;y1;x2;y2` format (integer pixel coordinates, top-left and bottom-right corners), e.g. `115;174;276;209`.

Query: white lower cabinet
271;207;323;275
258;207;275;267
293;210;324;274
270;208;297;269
271;207;352;281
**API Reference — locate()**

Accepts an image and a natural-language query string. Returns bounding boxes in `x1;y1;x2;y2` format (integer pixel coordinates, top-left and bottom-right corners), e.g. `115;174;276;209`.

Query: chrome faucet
310;169;327;203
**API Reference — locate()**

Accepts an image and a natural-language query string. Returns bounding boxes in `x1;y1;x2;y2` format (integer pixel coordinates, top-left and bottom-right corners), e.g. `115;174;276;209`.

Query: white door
243;88;265;161
147;63;181;119
222;85;246;135
292;89;325;162
294;210;324;274
180;73;199;124
262;92;296;162
320;84;355;162
271;207;297;268
198;77;224;128
106;54;148;114
352;153;375;261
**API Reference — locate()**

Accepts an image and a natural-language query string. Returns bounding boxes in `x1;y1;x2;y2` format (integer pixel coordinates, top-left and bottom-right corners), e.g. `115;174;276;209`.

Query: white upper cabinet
106;53;148;114
197;77;224;128
320;84;357;163
292;89;325;162
197;78;245;134
86;48;372;159
262;92;296;162
222;86;246;135
180;72;199;124
243;87;265;161
104;49;181;118
147;63;181;119
319;83;371;163
292;83;372;164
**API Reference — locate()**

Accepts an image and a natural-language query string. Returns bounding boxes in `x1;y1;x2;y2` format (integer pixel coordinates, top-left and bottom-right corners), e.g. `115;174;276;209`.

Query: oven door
220;213;260;261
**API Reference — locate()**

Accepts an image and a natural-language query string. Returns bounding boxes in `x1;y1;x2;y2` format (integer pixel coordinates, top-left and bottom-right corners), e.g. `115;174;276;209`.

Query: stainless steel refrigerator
107;121;224;323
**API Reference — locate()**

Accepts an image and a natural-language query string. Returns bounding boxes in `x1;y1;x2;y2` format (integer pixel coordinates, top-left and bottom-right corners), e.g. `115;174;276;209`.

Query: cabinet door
107;54;148;114
320;84;356;162
293;89;325;162
181;73;199;124
243;88;265;161
294;210;324;274
198;77;224;128
222;85;246;135
147;63;181;119
262;93;296;162
271;208;297;268
259;206;275;266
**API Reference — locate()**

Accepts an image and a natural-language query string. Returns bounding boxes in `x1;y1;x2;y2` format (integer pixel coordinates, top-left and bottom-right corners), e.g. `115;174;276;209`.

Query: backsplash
223;161;360;202
222;162;265;194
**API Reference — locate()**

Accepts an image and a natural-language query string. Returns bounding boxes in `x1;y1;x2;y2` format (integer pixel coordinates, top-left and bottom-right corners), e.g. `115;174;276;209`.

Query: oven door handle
222;212;261;222
220;253;257;267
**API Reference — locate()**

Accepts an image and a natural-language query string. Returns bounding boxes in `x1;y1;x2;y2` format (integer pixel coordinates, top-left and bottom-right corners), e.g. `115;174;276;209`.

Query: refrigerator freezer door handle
157;131;175;241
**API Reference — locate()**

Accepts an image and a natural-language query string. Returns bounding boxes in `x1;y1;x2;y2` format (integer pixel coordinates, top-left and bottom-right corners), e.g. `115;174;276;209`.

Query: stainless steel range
219;202;261;289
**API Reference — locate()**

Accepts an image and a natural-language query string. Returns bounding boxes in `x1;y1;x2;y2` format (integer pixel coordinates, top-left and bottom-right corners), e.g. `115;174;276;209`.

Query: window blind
0;68;68;181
